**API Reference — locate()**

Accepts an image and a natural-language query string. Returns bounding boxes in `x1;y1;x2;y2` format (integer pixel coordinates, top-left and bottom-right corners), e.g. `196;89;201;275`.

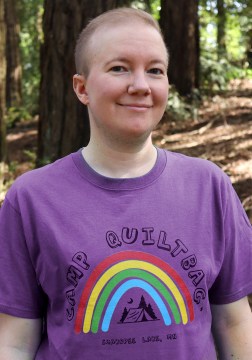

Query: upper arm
211;296;252;330
211;297;252;358
0;313;42;359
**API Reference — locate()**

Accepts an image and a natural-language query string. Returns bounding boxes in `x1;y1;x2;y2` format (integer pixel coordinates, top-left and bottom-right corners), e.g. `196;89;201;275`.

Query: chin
120;127;153;143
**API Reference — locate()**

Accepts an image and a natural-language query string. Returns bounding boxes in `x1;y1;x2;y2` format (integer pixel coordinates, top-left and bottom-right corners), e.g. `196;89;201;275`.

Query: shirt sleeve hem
0;303;42;319
210;283;252;305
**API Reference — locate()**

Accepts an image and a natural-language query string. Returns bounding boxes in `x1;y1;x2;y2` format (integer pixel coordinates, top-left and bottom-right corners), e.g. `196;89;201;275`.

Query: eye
110;66;127;73
147;68;164;75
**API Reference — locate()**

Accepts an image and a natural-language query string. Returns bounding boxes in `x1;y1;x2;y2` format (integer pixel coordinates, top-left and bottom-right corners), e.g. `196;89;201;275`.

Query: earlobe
73;74;89;105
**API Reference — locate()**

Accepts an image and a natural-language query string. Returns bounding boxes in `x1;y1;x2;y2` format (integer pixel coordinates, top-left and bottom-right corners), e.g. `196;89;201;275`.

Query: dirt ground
154;79;252;222
3;79;252;223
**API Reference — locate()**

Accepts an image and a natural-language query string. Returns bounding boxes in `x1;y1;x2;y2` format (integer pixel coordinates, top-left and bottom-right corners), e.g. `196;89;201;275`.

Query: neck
82;136;157;178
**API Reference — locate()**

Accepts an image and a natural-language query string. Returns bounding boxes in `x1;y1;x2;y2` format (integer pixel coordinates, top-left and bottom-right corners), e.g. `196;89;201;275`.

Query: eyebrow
104;57;168;68
104;57;128;67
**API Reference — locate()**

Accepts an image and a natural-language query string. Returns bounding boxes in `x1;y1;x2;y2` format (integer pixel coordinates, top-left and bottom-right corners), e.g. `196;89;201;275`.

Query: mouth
118;103;152;111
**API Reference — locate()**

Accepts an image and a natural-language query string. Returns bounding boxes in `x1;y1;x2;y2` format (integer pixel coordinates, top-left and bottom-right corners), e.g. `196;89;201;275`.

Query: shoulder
4;151;78;209
160;148;236;210
162;149;251;227
162;148;229;183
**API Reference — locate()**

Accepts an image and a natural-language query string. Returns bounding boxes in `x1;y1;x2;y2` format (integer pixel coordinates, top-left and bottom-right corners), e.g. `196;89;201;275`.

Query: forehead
88;22;168;66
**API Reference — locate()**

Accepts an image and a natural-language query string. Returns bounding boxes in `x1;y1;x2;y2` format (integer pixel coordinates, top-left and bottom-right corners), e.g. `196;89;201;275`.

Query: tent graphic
119;295;159;324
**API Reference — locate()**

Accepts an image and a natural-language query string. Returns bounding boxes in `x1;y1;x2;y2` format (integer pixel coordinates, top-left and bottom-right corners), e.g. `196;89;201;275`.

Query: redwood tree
217;0;227;60
4;0;22;108
38;0;132;164
159;0;200;96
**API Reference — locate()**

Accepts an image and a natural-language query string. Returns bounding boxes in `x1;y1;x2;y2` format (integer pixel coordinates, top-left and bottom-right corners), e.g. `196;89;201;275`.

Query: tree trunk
4;0;22;108
246;29;252;68
0;0;6;162
38;0;132;164
159;0;200;96
217;0;227;60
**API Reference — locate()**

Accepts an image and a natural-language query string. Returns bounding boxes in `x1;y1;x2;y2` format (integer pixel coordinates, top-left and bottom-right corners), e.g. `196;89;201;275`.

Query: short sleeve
209;177;252;304
0;196;45;318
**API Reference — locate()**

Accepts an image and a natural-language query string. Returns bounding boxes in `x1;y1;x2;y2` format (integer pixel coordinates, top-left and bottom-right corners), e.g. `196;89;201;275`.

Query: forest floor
154;79;252;222
2;79;252;223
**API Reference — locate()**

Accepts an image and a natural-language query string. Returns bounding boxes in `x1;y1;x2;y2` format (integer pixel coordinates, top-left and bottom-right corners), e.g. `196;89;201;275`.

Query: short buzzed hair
75;7;168;76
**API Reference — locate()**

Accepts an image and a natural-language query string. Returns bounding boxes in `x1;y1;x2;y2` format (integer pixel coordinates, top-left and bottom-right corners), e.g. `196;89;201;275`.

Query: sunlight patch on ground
7;129;37;142
229;159;252;180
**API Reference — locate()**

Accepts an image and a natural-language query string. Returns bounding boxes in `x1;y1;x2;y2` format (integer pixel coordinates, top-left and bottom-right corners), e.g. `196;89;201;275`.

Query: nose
128;71;151;95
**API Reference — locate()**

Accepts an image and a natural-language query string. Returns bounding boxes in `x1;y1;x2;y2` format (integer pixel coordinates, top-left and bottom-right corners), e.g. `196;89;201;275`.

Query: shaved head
75;7;169;76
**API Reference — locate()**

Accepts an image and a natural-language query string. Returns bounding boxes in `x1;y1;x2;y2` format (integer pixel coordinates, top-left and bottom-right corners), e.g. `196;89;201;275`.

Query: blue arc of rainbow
102;279;172;332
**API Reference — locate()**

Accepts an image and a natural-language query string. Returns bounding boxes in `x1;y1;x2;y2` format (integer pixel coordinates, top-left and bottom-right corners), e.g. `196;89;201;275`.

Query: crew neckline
72;147;167;191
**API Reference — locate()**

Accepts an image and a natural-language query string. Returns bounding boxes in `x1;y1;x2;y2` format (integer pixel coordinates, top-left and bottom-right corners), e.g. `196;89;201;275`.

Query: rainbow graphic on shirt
74;251;194;334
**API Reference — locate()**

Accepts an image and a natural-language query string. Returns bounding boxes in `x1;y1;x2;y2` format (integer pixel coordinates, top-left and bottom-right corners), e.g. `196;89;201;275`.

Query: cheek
153;82;169;106
96;85;122;103
155;90;168;108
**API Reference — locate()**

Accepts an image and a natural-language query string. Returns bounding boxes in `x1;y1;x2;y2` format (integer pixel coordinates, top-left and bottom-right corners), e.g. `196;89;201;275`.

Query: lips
118;103;152;110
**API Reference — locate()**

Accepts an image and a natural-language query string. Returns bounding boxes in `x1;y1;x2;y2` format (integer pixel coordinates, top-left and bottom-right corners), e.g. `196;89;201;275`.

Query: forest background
0;0;252;223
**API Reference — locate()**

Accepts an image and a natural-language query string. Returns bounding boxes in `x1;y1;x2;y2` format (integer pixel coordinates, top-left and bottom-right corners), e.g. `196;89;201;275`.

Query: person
0;7;251;360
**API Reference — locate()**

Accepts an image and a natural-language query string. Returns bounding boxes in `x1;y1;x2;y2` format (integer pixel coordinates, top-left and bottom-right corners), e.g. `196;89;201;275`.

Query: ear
73;74;89;105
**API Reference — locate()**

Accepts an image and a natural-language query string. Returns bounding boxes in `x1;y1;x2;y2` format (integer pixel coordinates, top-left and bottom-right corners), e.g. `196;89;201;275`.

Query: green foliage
225;11;247;61
200;56;251;91
199;0;252;91
199;0;252;63
200;10;217;58
150;0;161;19
167;86;200;121
23;149;37;163
6;161;18;174
246;69;252;77
201;57;228;90
17;0;44;114
6;106;31;129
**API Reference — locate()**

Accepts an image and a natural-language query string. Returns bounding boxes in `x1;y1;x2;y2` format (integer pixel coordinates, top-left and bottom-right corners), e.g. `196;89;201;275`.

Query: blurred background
0;0;251;221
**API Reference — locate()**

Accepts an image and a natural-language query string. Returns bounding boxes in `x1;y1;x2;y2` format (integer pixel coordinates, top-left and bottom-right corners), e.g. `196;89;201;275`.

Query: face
74;22;169;147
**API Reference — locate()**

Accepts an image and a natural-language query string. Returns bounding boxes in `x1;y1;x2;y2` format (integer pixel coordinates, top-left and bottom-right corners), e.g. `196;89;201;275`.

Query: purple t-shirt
0;148;251;359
